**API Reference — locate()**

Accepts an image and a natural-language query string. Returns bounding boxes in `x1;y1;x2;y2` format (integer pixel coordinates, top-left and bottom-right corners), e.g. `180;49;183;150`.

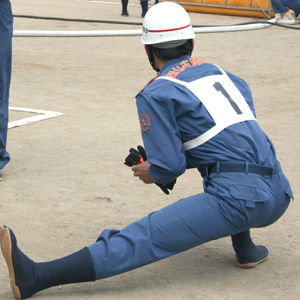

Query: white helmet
141;2;195;47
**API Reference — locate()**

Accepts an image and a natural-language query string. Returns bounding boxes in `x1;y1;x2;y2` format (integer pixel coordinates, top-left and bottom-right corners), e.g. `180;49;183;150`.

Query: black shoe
121;11;129;16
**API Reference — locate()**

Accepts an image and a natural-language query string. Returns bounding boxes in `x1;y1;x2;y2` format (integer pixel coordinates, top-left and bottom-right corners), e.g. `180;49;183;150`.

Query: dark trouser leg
0;0;13;172
141;1;148;17
121;0;129;15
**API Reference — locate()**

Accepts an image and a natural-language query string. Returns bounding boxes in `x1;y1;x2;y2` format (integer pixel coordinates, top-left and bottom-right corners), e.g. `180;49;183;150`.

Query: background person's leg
0;0;13;175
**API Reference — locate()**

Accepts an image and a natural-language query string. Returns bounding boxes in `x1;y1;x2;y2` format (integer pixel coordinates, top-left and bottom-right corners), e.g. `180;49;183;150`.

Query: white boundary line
8;107;64;129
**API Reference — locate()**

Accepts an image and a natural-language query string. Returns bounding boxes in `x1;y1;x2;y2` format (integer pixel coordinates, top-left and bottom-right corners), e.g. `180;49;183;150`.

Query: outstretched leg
231;230;268;268
0;226;95;299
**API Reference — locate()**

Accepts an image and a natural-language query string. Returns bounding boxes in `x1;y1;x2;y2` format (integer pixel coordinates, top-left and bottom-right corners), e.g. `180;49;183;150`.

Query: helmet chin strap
148;46;160;72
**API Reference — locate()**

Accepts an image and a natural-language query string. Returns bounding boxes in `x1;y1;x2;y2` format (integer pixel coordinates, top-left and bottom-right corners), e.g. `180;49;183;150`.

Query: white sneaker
269;13;281;23
278;11;296;25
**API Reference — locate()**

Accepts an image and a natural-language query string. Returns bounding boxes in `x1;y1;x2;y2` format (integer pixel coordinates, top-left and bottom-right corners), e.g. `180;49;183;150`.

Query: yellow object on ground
170;0;274;18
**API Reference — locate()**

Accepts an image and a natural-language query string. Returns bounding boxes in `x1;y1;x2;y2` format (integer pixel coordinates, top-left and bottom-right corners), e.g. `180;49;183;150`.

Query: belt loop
245;161;249;174
277;160;281;173
216;161;220;174
271;166;275;178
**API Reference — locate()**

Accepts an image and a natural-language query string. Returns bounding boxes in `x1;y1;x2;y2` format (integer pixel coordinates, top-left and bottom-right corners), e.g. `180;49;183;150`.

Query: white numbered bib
157;66;256;151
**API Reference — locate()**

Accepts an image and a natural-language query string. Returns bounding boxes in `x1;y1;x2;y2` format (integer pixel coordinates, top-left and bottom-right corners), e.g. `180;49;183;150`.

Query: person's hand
124;145;176;194
132;161;155;184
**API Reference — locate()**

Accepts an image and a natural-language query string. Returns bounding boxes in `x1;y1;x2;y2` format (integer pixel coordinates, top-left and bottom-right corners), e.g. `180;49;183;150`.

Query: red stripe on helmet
148;24;191;33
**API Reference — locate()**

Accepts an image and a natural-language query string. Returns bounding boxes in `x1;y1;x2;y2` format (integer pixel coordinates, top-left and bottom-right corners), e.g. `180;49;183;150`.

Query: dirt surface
1;0;299;299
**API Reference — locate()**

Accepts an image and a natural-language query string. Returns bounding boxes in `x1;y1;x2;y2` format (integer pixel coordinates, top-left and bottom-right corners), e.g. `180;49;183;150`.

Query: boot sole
0;226;22;300
237;255;268;268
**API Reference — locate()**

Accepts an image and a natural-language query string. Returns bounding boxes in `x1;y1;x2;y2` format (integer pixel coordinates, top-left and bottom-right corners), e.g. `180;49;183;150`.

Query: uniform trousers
88;171;292;279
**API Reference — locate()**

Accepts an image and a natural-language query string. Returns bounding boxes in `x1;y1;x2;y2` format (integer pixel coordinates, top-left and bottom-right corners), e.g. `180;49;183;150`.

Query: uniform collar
159;55;191;76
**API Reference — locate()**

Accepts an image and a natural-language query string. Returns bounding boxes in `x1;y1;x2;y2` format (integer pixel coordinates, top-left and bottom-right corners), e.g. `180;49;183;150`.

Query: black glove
155;179;177;195
124;146;176;195
124;146;147;167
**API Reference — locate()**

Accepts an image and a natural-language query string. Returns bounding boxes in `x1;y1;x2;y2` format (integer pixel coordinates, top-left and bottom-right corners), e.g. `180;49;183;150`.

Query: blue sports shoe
0;226;49;299
0;226;96;299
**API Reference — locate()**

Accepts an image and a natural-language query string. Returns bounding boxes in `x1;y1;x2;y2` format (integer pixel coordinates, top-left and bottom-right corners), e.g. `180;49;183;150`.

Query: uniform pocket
230;185;270;208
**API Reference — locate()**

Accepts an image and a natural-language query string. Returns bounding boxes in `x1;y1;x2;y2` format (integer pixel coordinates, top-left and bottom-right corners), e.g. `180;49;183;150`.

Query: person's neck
154;56;168;72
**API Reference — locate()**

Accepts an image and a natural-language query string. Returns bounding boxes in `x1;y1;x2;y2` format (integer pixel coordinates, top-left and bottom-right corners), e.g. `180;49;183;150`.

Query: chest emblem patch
139;113;151;132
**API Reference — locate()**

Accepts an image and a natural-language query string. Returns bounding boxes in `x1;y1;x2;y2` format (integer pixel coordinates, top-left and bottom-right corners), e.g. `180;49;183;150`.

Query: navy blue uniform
0;0;13;171
88;55;293;279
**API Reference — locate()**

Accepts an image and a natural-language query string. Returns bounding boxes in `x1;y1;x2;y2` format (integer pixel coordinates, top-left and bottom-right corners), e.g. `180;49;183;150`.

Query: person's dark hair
150;39;193;60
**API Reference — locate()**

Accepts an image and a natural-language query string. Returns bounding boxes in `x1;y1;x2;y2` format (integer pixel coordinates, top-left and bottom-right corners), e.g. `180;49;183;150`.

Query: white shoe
269;13;281;23
278;11;296;25
278;18;296;25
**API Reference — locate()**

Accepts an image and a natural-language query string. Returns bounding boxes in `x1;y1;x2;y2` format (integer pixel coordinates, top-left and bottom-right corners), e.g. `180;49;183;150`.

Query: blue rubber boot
231;230;269;268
